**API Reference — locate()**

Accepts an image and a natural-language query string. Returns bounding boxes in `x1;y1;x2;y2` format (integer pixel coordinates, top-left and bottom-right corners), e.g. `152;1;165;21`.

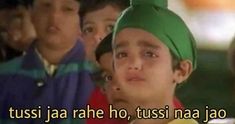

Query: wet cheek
150;71;173;89
143;59;158;66
115;68;125;80
115;60;127;69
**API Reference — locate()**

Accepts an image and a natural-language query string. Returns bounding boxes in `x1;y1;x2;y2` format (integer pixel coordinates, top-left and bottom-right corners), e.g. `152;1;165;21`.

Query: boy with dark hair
79;1;129;123
79;0;129;19
79;0;129;63
80;0;183;123
108;0;198;123
0;0;94;124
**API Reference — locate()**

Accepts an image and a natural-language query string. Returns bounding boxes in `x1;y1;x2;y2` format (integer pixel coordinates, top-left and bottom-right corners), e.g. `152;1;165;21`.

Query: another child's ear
173;60;193;84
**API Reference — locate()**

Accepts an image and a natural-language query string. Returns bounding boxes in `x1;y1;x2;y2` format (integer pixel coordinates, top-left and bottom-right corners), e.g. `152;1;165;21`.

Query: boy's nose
94;30;106;44
128;56;142;71
49;9;61;24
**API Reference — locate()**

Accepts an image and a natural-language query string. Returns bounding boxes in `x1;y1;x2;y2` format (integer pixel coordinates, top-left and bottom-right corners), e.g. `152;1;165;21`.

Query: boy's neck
36;44;72;65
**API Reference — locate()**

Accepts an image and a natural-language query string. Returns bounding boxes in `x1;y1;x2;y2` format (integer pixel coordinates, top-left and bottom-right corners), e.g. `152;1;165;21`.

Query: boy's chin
112;102;136;116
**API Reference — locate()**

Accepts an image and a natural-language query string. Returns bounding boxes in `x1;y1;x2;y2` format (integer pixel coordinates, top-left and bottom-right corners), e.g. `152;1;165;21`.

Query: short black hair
27;0;80;7
79;0;130;25
0;0;31;10
95;32;113;63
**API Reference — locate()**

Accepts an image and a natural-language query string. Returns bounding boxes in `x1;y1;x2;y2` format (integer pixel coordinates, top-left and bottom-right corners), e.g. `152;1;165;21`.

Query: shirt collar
35;48;58;76
21;40;85;70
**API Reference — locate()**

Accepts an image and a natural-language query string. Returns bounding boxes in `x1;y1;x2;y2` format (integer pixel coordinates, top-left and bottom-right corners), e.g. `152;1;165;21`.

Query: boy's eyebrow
104;18;117;22
114;41;129;50
137;40;160;49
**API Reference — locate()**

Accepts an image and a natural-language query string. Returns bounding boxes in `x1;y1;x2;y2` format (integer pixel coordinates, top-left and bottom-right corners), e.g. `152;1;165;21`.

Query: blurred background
169;0;235;123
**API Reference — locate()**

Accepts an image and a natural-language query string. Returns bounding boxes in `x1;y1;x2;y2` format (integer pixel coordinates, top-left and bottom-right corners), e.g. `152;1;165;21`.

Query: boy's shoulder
0;56;23;75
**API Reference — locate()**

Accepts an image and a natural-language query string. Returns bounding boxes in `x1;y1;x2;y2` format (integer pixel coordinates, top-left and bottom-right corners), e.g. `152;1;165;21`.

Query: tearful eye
106;25;114;32
116;52;127;59
82;26;94;35
144;51;157;58
104;75;112;82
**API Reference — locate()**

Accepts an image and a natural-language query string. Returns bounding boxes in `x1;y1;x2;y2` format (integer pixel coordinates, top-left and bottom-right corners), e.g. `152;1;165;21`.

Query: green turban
113;0;197;70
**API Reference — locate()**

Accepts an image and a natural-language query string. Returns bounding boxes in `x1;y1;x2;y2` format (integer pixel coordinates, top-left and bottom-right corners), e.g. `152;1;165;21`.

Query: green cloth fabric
131;0;167;8
113;0;197;70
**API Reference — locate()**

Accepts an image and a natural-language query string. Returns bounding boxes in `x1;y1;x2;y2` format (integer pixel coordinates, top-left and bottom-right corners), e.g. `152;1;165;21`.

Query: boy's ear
173;60;193;84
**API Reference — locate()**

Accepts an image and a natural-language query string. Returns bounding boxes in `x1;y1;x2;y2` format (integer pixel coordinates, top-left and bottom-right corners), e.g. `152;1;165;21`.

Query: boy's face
98;52;113;89
109;28;179;116
81;5;121;62
31;0;80;49
0;6;36;51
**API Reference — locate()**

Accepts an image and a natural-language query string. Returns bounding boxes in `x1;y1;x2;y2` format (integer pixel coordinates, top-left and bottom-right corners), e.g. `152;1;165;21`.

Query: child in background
79;1;129;123
79;0;129;63
0;0;94;123
93;33;128;124
0;0;36;61
80;0;184;123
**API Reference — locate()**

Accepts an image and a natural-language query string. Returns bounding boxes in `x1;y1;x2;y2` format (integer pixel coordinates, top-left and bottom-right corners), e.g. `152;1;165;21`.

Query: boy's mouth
126;74;145;82
47;25;60;33
112;98;129;108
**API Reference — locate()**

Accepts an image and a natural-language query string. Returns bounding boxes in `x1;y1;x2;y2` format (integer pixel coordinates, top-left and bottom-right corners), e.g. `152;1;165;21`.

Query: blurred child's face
98;52;114;92
98;52;137;117
0;6;36;51
109;28;179;116
32;0;80;50
82;5;121;62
